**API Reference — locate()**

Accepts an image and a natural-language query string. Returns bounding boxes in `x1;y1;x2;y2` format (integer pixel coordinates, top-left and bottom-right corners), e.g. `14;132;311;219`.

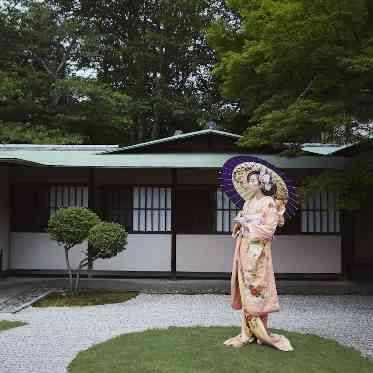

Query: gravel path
0;294;372;373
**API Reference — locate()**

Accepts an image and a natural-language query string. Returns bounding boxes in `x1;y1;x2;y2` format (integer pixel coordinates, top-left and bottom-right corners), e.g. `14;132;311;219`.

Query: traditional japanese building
0;129;370;280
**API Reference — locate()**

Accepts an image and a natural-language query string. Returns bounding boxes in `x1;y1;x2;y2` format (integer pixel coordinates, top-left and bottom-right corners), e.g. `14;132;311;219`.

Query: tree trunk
74;258;89;294
137;119;145;143
64;247;73;293
129;127;136;144
151;115;160;140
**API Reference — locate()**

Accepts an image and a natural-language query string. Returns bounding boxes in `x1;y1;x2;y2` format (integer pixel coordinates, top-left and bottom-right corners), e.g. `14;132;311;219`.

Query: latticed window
97;185;171;232
216;187;240;233
98;186;132;228
133;186;171;232
49;185;89;217
11;183;88;232
301;190;340;233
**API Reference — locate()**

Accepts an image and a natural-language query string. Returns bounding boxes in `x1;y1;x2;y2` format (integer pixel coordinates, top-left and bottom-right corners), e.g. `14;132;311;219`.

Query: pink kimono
226;195;294;351
230;195;282;315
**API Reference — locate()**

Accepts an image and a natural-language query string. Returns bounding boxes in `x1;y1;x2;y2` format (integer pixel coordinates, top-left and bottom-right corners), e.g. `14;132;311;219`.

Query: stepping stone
0;288;58;313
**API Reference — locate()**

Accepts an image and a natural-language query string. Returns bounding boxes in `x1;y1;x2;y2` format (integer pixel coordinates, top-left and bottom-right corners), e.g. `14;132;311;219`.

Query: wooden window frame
97;185;133;231
300;189;340;235
49;184;89;217
214;185;337;236
98;184;172;234
215;187;240;234
132;185;172;233
11;181;339;236
11;182;88;233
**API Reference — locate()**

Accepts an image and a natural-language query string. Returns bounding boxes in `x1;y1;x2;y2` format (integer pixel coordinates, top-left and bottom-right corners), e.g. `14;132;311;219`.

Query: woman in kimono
219;157;297;352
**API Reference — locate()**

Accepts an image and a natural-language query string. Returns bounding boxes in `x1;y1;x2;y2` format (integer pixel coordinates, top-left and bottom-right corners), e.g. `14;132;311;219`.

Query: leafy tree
51;77;133;143
300;144;373;211
0;0;133;144
206;0;373;209
76;0;229;142
1;0;234;144
76;222;128;293
47;207;101;293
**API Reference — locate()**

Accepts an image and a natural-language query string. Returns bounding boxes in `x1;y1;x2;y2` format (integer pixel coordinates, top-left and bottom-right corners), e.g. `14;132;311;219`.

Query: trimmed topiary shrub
71;222;128;292
88;221;128;259
47;207;101;293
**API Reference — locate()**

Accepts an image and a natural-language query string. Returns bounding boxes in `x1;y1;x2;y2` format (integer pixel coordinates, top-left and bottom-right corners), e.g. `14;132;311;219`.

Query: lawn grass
68;326;373;373
0;320;27;332
32;289;139;307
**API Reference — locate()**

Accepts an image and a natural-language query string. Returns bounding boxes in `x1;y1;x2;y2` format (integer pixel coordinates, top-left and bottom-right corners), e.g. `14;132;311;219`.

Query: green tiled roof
99;128;357;155
0;150;350;168
0;128;364;166
299;143;355;155
98;129;241;154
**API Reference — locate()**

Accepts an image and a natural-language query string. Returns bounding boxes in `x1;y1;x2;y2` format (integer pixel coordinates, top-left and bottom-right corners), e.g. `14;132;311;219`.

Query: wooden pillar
340;209;355;280
87;168;96;278
171;169;177;280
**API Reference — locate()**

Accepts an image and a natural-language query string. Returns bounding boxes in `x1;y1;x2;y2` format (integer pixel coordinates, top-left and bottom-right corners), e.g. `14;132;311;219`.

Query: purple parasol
218;155;299;220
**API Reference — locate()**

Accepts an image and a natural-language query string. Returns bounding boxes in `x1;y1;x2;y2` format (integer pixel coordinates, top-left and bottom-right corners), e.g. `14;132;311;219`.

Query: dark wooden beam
171;169;177;279
87;168;96;278
7;269;343;281
340;210;355;280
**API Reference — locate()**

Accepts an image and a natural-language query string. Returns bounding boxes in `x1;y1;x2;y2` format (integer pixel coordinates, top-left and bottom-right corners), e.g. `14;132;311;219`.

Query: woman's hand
232;223;241;238
233;223;240;234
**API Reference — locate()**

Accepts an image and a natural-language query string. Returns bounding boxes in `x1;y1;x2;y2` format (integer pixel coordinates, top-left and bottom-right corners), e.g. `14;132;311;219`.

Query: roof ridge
98;128;242;154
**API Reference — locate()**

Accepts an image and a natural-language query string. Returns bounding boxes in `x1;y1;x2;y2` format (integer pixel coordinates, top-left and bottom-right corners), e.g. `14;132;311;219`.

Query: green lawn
0;320;27;332
68;326;373;373
32;289;139;307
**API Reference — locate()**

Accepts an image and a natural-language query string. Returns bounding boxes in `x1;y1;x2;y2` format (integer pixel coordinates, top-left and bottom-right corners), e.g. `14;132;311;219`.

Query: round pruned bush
88;221;128;259
47;207;101;248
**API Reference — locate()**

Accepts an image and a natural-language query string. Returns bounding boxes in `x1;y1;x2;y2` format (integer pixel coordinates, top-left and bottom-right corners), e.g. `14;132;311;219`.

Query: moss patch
68;326;373;373
0;320;27;332
32;289;139;307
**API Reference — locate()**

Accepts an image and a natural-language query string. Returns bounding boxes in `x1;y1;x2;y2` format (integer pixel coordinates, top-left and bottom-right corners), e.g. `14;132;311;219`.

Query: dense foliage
0;0;233;144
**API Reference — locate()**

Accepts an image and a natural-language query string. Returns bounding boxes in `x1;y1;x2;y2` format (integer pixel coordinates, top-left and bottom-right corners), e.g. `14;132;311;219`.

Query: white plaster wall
176;235;234;273
271;235;341;273
94;234;171;271
10;233;171;271
10;233;88;270
176;235;341;273
0;165;10;271
10;233;340;273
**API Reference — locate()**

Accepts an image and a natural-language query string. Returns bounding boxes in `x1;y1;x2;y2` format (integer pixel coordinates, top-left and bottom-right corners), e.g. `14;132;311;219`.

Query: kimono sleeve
247;198;279;241
232;201;247;226
232;210;244;225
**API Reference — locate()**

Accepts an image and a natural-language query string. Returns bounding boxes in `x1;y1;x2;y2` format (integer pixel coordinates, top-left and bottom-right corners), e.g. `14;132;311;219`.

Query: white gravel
0;294;372;373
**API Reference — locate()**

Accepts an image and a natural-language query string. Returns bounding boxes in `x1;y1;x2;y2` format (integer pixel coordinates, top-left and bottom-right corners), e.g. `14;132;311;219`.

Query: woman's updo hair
247;170;277;197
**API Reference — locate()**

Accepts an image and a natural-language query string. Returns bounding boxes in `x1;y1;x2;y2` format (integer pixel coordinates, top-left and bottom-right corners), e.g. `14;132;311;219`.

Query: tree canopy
0;0;233;144
206;0;373;209
206;0;373;148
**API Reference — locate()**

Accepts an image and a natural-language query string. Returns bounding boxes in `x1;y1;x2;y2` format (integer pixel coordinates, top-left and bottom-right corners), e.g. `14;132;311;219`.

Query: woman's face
247;173;260;192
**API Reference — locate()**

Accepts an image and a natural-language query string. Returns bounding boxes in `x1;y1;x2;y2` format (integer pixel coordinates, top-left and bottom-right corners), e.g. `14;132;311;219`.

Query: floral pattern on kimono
229;196;283;316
